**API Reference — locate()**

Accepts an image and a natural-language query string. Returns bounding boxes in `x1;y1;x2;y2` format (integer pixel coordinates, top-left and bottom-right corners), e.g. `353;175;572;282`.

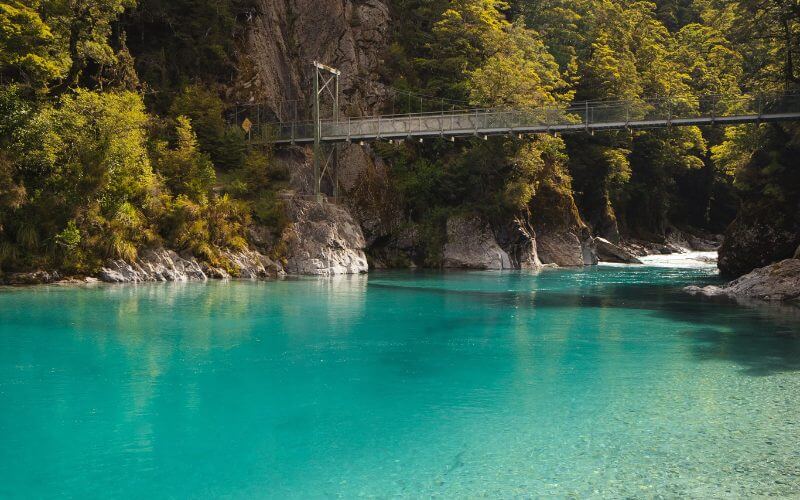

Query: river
1;256;799;497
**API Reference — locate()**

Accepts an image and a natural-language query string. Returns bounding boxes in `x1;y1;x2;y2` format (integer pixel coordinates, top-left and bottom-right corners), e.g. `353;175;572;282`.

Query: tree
154;116;216;201
1;90;159;270
0;1;69;88
467;19;570;108
170;84;246;171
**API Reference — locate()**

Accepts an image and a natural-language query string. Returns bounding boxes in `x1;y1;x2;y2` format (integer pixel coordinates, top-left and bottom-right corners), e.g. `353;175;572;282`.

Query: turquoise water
1;263;800;498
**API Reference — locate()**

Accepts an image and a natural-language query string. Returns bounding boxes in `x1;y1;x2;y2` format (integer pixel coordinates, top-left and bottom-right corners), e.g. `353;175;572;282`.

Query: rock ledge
686;258;800;302
100;248;284;283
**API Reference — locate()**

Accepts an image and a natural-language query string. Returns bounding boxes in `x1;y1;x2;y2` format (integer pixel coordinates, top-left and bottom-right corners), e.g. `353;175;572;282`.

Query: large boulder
686;258;800;302
494;217;542;270
536;228;598;267
595;237;643;264
442;215;512;270
665;228;721;252
281;199;369;276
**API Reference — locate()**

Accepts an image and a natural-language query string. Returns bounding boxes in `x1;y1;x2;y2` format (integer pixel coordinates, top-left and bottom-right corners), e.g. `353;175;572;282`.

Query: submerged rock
686;258;800;302
595;237;643;264
442;215;512;270
281;199;368;276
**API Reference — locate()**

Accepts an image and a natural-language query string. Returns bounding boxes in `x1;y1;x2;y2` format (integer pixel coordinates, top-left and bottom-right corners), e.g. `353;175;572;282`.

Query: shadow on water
368;278;800;377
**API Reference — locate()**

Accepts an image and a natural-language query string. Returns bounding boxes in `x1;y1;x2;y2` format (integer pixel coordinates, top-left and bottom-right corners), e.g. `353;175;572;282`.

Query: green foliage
0;84;32;145
0;89;158;271
162;193;250;265
0;0;288;275
467;19;571;108
240;150;288;229
154;116;216;200
379;0;585;256
0;1;70;88
54;219;81;248
170;84;246;171
383;0;791;239
122;0;255;107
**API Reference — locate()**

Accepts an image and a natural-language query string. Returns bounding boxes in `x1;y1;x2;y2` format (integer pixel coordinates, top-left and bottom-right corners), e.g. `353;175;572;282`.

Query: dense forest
379;0;800;271
0;0;798;277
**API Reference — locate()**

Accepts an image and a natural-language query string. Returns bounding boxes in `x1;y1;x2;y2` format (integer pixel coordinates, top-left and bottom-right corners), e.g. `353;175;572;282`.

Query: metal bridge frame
313;61;341;200
267;97;800;146
230;65;800;202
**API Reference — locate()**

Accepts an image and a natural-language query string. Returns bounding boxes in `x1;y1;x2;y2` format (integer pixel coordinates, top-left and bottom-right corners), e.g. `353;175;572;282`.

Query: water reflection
1;269;799;497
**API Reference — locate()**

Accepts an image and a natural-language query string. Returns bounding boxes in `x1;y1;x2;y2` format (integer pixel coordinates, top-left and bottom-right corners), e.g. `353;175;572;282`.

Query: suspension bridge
230;62;800;197
240;92;800;145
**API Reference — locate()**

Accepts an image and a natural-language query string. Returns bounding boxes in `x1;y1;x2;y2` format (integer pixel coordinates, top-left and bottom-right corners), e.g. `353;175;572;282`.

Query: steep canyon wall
236;0;594;271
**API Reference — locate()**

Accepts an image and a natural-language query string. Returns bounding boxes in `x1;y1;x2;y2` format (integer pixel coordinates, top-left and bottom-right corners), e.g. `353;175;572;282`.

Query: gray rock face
718;205;800;277
1;270;61;285
100;249;208;283
282;199;369;276
219;250;285;279
622;239;681;257
665;229;720;252
238;0;395;267
582;235;599;266
595;237;643;264
537;229;598;267
99;248;285;283
500;217;542;270
238;0;389;117
686;258;800;302
443;215;512;270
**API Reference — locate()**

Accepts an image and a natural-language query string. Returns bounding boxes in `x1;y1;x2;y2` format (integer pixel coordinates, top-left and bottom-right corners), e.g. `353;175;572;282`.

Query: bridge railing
253;93;800;143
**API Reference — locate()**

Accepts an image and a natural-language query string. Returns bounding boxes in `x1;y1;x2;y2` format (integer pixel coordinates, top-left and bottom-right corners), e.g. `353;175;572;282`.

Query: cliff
233;0;604;271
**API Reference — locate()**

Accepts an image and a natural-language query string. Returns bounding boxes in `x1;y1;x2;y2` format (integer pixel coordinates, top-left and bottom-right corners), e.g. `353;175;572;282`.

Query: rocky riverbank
0;248;286;286
686;257;800;303
0;202;729;286
99;249;285;283
0;198;370;285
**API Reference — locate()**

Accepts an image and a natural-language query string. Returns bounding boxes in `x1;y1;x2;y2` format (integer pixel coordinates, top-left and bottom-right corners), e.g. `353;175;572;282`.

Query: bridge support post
585;101;590;133
312;61;341;202
313;66;321;201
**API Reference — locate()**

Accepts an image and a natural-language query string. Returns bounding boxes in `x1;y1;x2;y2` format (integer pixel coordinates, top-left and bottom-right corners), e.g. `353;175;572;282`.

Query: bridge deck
242;95;800;144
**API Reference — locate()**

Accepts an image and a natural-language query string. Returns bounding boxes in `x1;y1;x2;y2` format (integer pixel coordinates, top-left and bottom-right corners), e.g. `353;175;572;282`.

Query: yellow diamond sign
241;118;253;133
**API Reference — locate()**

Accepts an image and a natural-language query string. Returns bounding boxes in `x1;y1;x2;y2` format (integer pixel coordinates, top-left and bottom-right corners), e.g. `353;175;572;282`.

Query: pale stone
99;248;286;283
595;237;643;264
442;215;512;270
281;199;369;276
537;230;598;267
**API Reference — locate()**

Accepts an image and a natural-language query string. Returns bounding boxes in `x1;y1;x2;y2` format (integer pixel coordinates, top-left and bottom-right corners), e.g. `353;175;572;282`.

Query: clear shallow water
1;261;800;498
